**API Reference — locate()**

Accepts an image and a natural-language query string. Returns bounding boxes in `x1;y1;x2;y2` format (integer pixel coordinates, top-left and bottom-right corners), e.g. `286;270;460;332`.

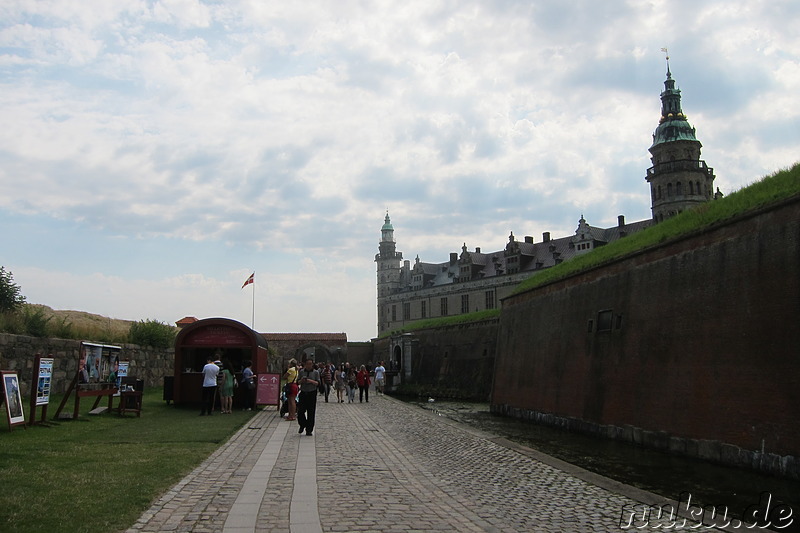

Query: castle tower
375;212;402;333
646;58;715;222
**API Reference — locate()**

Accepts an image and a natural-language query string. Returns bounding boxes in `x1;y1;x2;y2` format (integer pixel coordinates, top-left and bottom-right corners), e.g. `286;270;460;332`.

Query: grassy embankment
381;162;800;338
0;389;256;533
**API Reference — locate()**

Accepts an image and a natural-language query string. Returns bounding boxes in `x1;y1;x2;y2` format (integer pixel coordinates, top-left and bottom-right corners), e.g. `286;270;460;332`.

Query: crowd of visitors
199;357;390;439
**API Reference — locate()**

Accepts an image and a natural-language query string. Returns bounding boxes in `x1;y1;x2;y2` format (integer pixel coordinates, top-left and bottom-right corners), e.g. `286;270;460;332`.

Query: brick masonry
491;196;800;479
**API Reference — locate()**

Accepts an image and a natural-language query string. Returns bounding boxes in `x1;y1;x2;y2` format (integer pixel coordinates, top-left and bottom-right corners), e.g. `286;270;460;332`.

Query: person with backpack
283;359;299;421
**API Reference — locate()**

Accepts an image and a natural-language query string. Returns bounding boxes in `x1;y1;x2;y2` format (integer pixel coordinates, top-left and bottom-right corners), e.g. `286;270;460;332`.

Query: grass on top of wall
380;308;500;338
513;162;800;295
0;388;257;533
380;162;799;337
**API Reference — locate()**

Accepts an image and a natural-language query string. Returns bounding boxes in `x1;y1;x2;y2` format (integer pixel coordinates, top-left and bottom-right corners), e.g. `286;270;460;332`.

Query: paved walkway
126;394;730;533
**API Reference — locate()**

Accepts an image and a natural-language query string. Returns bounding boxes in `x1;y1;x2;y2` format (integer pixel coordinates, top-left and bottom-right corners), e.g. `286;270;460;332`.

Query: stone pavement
126;393;730;533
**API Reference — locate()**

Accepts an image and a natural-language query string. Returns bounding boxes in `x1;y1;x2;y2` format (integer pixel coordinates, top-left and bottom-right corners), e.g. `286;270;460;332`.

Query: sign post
256;373;280;409
29;354;54;426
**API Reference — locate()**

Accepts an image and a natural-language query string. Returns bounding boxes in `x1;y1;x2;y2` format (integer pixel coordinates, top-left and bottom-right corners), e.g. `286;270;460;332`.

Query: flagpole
251;270;255;330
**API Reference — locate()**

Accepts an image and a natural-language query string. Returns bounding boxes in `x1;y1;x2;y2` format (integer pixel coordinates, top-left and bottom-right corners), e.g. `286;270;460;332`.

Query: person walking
334;363;346;403
320;362;332;402
345;363;357;403
219;360;236;414
199;357;219;416
374;360;386;395
357;364;371;403
284;359;299;421
296;359;320;436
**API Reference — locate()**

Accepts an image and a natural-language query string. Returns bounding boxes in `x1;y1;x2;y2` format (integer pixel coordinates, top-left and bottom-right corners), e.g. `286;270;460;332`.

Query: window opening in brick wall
597;309;613;332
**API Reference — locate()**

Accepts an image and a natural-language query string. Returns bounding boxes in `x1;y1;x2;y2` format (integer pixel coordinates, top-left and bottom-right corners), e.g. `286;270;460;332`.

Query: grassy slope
383;162;800;337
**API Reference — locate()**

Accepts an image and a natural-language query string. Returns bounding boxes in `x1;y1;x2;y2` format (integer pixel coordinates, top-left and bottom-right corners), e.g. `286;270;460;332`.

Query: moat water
406;399;799;531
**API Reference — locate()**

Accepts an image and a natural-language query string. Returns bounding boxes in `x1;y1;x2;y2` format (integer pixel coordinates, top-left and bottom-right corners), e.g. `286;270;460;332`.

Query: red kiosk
172;317;270;407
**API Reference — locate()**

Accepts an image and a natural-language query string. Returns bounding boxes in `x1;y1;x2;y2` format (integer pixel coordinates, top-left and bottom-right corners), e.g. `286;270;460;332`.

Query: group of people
199;357;256;416
282;359;388;436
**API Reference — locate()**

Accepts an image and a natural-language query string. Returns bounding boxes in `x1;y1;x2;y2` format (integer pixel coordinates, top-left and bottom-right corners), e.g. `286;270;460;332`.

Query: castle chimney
450;253;457;264
618;215;625;227
543;232;551;242
524;236;533;244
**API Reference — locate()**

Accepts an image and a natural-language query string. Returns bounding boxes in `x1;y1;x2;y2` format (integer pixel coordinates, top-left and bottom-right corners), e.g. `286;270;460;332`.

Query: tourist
296;359;321;436
200;357;219;416
334;363;346;403
357;364;371;403
320;362;332;402
219;360;236;414
284;359;299;420
240;360;255;411
345;363;357;403
374;360;386;395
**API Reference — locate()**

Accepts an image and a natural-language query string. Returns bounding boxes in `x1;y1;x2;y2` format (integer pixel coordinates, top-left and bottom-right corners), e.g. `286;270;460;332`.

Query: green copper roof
651;116;699;148
381;213;393;231
650;64;700;149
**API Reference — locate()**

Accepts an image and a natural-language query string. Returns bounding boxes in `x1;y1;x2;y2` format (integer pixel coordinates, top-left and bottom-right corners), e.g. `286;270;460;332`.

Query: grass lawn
0;388;257;533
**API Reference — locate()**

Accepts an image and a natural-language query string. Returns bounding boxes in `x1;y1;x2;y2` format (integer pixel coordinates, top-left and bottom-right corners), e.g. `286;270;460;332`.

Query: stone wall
491;196;800;479
0;334;174;397
372;319;499;400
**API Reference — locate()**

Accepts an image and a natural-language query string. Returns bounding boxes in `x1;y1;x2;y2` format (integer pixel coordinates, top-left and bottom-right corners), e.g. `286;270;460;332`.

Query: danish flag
241;273;254;288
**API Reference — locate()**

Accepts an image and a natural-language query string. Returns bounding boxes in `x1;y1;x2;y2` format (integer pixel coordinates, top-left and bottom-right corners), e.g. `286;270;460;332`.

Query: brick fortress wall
491;196;800;479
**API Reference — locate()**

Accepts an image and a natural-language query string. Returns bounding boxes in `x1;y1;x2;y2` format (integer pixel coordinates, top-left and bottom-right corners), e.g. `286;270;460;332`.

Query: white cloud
1;0;798;340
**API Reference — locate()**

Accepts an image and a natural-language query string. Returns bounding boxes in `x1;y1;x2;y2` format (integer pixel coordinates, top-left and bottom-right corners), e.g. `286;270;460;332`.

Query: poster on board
2;372;25;426
36;358;54;406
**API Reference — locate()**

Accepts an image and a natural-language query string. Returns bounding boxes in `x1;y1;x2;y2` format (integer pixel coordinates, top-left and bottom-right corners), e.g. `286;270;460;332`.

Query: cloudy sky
1;1;798;341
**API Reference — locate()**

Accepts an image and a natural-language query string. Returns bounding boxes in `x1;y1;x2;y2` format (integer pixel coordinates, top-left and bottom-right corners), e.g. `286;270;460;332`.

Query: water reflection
410;399;799;532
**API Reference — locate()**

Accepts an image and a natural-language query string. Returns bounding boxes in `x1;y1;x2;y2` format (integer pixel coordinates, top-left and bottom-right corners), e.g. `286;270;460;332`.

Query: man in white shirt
200;357;219;415
374;361;386;395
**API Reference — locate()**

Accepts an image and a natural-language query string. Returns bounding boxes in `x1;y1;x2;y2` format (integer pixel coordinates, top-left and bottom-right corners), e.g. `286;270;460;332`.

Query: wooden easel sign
2;371;26;431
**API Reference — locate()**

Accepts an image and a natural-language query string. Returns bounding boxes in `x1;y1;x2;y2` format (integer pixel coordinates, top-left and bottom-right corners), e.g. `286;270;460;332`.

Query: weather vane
660;47;670;61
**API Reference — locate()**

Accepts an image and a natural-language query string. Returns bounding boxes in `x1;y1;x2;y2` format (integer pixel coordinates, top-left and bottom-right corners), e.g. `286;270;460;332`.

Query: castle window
461;294;469;314
689;181;694;194
676;181;682;195
421;300;427;318
440;297;448;316
597;309;613;332
667;183;673;196
485;290;495;310
391;305;396;322
658;185;662;199
403;303;410;321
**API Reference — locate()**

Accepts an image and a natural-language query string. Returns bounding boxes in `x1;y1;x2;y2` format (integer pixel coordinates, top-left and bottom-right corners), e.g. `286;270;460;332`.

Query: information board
256;373;280;406
36;358;54;406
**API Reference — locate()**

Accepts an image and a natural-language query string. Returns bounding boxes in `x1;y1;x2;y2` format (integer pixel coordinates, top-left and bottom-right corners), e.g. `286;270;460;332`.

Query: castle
376;61;717;336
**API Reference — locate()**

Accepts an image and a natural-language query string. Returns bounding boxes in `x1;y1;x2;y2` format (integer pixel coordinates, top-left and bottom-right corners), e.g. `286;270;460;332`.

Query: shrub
129;319;176;348
22;305;51;337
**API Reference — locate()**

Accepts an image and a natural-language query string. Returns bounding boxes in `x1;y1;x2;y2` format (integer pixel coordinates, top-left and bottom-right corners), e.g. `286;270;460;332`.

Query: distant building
375;62;717;336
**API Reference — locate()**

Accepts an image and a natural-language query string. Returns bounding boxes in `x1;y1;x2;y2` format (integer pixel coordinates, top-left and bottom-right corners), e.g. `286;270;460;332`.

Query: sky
1;1;798;341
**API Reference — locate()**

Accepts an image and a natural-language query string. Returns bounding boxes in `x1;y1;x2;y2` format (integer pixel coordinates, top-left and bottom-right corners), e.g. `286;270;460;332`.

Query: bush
129;319;176;348
22;305;51;337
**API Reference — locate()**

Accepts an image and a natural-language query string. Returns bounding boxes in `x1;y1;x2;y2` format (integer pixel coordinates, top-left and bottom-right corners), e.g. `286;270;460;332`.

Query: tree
0;266;26;312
